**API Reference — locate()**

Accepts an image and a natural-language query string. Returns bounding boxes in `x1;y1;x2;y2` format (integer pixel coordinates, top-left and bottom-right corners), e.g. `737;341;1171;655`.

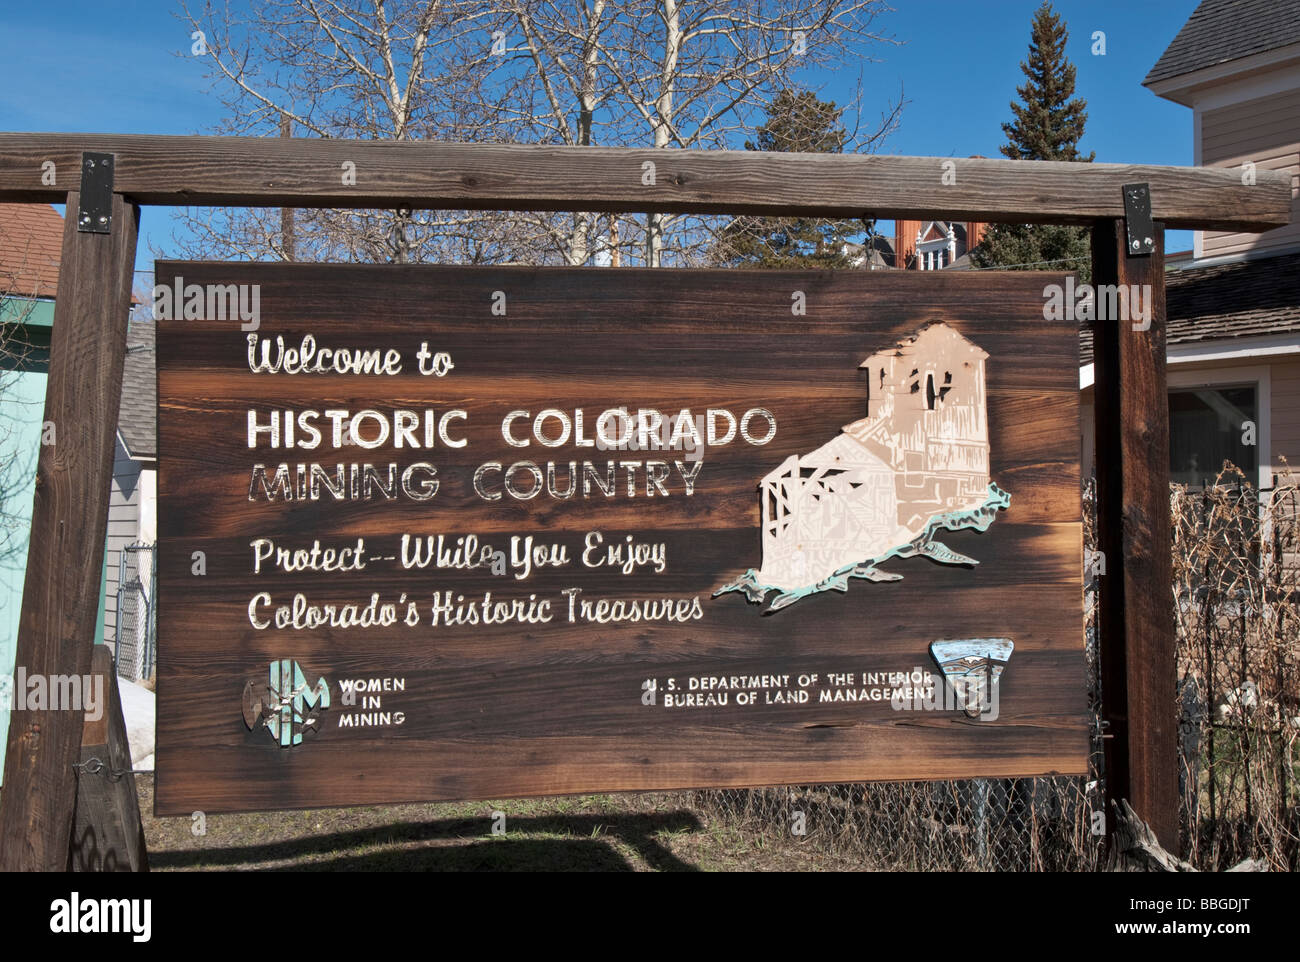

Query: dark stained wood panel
154;263;1087;815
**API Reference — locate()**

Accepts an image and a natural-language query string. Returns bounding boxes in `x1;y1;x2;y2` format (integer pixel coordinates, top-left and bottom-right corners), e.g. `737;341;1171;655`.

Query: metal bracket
77;152;115;234
1122;182;1154;257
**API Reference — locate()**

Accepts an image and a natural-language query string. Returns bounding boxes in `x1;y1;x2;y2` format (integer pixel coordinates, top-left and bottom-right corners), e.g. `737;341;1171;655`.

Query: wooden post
1091;218;1180;851
70;646;149;871
0;190;139;871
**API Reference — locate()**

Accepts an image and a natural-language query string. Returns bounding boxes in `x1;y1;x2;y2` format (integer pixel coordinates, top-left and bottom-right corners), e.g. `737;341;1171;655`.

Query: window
1168;384;1258;488
923;372;952;410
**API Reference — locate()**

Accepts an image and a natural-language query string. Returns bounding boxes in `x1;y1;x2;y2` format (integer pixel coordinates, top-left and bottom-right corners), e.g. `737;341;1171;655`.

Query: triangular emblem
929;638;1014;717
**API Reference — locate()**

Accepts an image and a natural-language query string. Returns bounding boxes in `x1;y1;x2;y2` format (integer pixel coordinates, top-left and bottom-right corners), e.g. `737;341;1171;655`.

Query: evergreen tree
1000;1;1094;163
972;1;1093;280
712;90;869;269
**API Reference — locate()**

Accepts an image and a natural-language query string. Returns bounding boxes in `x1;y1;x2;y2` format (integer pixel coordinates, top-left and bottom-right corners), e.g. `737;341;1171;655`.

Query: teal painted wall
0;298;114;781
0;309;52;773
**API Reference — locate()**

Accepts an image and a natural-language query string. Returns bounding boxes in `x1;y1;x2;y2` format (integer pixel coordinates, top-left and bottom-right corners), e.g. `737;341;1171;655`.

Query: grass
134;776;869;871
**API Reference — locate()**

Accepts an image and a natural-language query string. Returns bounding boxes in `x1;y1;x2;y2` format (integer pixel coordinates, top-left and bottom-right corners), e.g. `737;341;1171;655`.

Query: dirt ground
135;776;865;871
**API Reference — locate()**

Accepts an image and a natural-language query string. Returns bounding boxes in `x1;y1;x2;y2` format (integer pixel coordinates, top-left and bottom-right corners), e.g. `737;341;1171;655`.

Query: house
107;320;156;682
1080;0;1300;491
892;219;989;271
0;203;61;768
0;204;155;774
845;219;989;270
847;157;991;270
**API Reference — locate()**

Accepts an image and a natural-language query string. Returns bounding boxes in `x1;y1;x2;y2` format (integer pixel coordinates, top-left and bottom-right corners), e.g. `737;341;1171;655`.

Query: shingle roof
119;321;156;459
0;203;154;458
0;203;63;299
1080;251;1300;364
1144;0;1300;86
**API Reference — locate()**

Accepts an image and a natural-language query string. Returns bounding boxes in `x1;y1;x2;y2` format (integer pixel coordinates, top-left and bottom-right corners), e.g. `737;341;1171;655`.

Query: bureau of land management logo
242;659;331;747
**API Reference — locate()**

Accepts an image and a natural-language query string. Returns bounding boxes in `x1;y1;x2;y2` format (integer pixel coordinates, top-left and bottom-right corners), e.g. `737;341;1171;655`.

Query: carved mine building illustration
719;322;1010;612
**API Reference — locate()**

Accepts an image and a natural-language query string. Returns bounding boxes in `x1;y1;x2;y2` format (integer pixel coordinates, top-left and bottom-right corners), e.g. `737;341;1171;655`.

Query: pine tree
972;1;1093;280
1001;1;1094;162
712;90;868;269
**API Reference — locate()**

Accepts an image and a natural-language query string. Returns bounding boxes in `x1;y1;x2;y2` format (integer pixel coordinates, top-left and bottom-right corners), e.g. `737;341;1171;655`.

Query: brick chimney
894;219;922;269
963;156;989;255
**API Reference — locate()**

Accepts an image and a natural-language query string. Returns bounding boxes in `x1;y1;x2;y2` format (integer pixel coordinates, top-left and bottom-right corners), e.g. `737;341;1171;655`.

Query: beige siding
1080;354;1300;485
1082;356;1300;575
1165;356;1300;483
1271;355;1300;476
1200;89;1300;258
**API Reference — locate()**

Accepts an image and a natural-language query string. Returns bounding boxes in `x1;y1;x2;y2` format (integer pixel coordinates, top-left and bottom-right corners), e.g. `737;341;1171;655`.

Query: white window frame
1167;365;1271;492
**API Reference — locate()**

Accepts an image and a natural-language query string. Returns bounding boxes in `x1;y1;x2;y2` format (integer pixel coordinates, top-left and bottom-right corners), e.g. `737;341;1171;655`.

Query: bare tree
172;0;902;266
173;0;490;263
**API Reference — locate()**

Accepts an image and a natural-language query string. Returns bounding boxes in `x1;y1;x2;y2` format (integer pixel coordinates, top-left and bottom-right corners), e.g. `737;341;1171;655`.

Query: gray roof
1080;251;1300;365
118;320;155;459
1144;0;1300;86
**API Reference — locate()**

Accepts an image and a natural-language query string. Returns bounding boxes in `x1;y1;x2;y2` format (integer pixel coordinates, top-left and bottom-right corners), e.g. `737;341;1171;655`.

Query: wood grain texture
0;193;139;869
155;263;1087;814
70;646;149;872
1092;221;1180;852
0;133;1290;231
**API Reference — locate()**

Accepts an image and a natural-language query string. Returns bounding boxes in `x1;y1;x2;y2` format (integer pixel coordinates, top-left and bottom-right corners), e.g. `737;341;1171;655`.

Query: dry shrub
1171;462;1300;870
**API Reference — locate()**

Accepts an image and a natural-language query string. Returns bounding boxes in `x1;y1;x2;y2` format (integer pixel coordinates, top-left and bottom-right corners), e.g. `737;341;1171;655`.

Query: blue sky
0;0;1201;267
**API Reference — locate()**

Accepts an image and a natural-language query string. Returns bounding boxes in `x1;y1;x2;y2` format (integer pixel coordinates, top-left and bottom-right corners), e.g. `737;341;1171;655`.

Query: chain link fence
115;541;156;684
684;470;1299;871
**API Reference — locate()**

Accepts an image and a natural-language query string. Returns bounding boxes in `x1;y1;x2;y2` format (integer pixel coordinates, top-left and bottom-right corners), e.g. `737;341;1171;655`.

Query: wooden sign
154;262;1087;814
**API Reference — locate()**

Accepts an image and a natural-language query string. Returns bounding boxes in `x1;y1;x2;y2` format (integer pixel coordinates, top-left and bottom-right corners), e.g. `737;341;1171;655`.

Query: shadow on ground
149;809;703;871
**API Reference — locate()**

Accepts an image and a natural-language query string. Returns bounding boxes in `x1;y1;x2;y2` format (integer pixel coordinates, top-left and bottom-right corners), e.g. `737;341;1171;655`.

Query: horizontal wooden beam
0;132;1290;231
